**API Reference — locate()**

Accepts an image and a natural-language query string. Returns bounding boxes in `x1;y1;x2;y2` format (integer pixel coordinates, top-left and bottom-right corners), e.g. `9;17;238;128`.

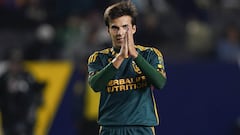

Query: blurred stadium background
0;0;240;135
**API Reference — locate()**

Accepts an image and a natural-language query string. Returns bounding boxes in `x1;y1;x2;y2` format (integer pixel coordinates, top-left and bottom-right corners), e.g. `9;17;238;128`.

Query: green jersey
88;45;166;126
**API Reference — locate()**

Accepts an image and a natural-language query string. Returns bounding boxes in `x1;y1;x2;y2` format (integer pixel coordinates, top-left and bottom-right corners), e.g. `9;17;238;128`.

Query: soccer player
87;1;167;135
0;50;46;135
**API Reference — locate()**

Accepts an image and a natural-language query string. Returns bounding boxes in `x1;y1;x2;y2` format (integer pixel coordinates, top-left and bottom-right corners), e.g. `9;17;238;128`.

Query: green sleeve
88;63;118;92
134;54;166;89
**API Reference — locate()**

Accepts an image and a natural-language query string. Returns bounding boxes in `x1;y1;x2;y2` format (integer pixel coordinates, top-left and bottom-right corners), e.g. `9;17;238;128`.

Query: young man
0;50;46;135
87;1;167;135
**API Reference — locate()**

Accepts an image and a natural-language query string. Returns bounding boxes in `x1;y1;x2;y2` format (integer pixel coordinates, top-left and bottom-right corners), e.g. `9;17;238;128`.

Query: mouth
116;37;124;43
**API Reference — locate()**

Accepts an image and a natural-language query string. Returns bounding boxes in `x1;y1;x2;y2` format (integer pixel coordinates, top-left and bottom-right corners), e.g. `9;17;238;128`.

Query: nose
117;27;126;36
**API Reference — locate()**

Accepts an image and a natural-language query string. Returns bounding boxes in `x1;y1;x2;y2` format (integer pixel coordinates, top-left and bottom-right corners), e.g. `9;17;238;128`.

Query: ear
107;27;110;35
132;25;136;34
107;27;110;33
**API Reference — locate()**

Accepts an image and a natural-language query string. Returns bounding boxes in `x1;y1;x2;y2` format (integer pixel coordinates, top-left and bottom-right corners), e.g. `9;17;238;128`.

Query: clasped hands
112;27;138;69
119;27;138;59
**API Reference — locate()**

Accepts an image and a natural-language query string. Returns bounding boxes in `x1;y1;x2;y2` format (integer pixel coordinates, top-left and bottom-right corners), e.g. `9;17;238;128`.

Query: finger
128;27;134;47
125;27;129;46
126;27;133;50
124;28;129;58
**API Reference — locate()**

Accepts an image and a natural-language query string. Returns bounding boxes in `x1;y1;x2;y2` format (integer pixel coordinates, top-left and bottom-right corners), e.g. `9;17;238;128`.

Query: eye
111;26;119;31
123;25;129;30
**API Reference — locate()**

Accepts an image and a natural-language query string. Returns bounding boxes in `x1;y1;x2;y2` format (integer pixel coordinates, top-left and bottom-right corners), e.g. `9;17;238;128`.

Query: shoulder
88;48;112;64
20;71;35;82
136;45;163;57
89;48;112;56
0;72;7;81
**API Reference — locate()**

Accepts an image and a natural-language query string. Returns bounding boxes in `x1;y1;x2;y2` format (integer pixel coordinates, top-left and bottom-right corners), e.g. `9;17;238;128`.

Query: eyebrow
111;24;129;29
111;25;119;29
122;24;129;28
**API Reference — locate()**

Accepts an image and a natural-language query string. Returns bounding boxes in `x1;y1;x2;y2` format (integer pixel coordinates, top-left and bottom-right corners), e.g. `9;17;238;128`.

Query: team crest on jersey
132;61;142;74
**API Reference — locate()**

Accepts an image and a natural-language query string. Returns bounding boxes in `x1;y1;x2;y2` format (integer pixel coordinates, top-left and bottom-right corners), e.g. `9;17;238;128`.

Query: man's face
108;15;136;49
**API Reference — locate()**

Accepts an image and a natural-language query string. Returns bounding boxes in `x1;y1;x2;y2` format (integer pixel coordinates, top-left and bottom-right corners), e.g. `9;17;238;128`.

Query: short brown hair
104;1;138;27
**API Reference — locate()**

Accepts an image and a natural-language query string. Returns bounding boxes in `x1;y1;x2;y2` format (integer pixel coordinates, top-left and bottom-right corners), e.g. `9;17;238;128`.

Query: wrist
132;52;138;59
116;54;126;60
112;54;125;69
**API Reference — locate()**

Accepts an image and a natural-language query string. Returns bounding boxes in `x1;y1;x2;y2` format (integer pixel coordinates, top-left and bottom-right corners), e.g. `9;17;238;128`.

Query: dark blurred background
0;0;240;135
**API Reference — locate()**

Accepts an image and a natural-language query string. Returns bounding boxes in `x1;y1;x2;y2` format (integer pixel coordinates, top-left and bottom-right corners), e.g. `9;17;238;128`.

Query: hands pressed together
119;27;138;59
112;27;138;69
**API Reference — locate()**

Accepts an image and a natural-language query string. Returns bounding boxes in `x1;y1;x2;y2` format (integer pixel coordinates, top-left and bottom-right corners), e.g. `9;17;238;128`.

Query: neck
112;47;120;53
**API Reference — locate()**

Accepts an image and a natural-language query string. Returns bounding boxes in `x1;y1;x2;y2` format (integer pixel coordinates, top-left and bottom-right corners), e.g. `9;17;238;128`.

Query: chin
113;43;122;48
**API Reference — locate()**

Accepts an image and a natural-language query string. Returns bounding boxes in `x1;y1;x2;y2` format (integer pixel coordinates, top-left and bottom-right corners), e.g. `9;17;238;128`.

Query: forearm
112;54;125;69
134;54;166;89
88;63;118;92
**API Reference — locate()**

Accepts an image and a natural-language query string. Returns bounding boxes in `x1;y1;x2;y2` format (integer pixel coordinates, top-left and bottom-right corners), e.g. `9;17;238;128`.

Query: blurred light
36;24;55;43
